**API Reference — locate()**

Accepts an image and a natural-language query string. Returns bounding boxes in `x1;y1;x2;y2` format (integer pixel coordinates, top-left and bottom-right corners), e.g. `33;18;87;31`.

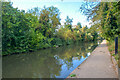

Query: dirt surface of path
67;40;118;78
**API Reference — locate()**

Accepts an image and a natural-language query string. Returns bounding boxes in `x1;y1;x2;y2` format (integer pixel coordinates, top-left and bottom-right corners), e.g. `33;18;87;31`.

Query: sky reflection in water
3;41;101;78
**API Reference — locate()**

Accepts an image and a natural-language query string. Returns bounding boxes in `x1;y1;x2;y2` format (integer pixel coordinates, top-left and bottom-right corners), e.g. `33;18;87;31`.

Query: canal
2;40;101;78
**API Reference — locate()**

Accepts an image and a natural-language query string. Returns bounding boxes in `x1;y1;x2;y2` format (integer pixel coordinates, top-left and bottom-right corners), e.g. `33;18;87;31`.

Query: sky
10;0;91;27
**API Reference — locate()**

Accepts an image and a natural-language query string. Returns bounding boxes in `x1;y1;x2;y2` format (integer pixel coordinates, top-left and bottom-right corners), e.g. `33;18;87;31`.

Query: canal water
2;40;101;78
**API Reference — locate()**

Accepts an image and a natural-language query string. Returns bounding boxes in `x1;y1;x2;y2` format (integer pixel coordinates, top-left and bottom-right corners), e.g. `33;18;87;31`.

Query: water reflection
2;41;101;78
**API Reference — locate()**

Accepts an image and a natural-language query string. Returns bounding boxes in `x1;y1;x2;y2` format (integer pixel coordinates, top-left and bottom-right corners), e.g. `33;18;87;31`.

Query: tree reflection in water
3;40;102;78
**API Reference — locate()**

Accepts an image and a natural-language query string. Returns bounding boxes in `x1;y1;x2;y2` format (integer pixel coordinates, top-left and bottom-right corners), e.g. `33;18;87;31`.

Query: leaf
70;74;76;77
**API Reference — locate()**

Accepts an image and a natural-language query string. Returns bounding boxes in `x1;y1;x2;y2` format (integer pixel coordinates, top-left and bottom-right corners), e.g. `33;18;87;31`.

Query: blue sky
11;0;91;27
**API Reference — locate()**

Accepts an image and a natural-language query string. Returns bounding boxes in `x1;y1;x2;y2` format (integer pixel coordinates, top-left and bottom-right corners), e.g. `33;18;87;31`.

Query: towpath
67;40;118;78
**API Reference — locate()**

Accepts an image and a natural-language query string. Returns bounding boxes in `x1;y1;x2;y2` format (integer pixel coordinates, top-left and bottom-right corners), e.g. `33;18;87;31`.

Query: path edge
66;40;119;78
66;40;103;78
111;55;119;77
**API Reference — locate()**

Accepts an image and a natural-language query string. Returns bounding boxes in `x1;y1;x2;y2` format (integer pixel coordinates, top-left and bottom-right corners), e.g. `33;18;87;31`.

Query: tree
38;6;61;38
27;7;40;17
2;2;45;55
38;7;50;37
103;11;118;40
80;2;120;41
47;6;61;35
85;25;88;30
2;2;34;54
77;22;82;29
64;16;73;31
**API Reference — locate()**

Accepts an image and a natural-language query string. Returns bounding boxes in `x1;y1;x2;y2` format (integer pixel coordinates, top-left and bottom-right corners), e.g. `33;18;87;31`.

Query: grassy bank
107;38;120;64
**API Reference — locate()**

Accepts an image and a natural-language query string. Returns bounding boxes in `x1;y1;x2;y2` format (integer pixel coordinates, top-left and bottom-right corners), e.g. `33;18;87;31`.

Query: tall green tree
64;16;73;31
47;6;61;35
38;6;61;38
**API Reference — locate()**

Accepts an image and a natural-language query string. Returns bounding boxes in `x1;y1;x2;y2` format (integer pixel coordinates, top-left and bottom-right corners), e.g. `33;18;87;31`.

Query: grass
70;74;76;77
107;38;120;64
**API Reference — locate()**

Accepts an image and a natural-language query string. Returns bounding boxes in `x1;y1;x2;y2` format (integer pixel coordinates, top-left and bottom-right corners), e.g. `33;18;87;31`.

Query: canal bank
67;40;118;78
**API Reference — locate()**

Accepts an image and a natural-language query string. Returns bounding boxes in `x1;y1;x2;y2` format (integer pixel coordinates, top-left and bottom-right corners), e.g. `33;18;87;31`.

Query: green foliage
2;2;99;55
80;2;120;41
64;16;73;31
107;39;120;61
77;22;82;29
38;6;61;38
115;54;119;61
2;2;45;55
70;74;76;77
